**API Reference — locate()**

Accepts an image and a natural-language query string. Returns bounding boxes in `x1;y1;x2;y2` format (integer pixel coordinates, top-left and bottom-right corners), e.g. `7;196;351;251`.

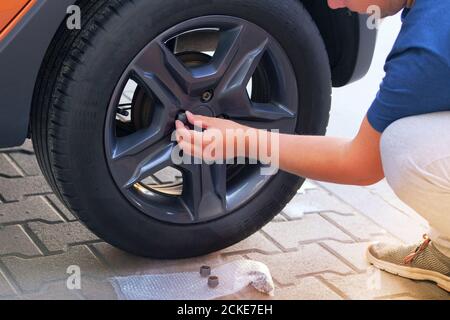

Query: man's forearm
276;133;357;184
253;117;384;186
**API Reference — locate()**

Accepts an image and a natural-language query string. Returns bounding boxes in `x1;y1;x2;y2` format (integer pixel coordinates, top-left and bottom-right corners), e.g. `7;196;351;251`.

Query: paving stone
122;82;137;101
0;225;41;257
273;277;343;300
321;212;388;241
262;215;352;250
0;270;15;297
221;232;281;255
0;154;22;178
282;188;356;219
28;221;99;252
8;152;41;176
80;278;118;300
297;180;318;194
19;278;117;300
0;176;52;202
319;182;427;244
281;201;305;219
322;271;450;300
247;244;354;285
0;196;64;224
19;281;82;300
93;242;238;277
271;214;288;222
1;246;111;292
45;194;78;222
282;181;320;219
0;140;34;154
322;241;373;272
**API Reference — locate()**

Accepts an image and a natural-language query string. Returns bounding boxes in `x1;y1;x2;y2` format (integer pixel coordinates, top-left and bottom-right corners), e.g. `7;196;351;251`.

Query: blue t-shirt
367;0;450;133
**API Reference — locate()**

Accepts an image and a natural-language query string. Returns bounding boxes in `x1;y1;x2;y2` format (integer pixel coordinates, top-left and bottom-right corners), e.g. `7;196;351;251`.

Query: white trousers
380;111;450;257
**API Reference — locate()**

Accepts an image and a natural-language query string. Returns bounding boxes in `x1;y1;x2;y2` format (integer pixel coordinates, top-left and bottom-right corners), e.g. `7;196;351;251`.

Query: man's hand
175;111;252;162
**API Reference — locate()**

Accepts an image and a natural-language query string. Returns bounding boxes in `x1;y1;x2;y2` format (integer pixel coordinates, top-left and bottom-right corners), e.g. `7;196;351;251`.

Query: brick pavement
0;140;448;300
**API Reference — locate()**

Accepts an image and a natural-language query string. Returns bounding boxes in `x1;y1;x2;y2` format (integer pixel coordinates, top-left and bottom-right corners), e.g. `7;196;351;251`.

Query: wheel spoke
111;135;176;188
212;22;295;130
179;162;227;221
223;94;296;131
241;84;299;133
215;23;269;102
130;40;190;107
113;107;171;161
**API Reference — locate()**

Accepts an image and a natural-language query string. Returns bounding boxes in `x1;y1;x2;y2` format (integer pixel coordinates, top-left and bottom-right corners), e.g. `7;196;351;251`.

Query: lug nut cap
176;112;188;124
200;265;211;277
208;276;219;288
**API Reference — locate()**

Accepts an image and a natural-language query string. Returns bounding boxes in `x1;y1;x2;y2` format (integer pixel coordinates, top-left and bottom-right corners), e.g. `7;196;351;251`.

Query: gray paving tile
0;176;52;202
0;196;64;224
262;215;353;250
1;246;111;292
0;225;41;257
28;221;99;252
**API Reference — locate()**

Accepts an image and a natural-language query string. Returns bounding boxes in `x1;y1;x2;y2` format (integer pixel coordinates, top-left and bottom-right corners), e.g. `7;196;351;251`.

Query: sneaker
367;235;450;292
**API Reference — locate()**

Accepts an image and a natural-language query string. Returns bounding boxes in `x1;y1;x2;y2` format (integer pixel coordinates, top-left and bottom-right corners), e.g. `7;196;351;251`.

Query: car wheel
31;0;331;258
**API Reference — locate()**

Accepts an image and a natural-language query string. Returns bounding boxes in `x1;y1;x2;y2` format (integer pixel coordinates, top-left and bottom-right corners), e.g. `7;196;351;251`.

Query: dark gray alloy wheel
31;0;331;258
105;16;299;224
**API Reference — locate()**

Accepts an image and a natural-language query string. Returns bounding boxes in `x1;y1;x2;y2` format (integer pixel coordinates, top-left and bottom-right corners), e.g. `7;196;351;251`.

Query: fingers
178;139;204;159
176;124;212;145
186;111;218;129
175;120;190;143
177;131;214;159
176;120;214;156
176;112;237;162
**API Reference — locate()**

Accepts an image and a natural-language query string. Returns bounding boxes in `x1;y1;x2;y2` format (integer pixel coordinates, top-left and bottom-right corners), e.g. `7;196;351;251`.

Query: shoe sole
366;248;450;292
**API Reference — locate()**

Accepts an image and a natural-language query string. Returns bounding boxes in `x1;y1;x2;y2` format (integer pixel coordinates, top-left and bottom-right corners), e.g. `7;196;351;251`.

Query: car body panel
0;0;36;41
0;0;75;147
0;0;376;147
349;15;377;84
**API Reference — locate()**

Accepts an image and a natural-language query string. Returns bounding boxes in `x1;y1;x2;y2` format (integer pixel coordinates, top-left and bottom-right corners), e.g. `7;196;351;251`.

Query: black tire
31;0;331;258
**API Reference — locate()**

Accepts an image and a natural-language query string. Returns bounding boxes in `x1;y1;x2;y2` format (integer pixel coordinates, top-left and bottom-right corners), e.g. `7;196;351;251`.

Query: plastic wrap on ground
110;260;275;300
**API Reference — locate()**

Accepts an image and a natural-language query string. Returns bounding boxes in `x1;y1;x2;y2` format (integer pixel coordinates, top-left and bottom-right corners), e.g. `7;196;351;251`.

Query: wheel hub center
191;105;215;117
